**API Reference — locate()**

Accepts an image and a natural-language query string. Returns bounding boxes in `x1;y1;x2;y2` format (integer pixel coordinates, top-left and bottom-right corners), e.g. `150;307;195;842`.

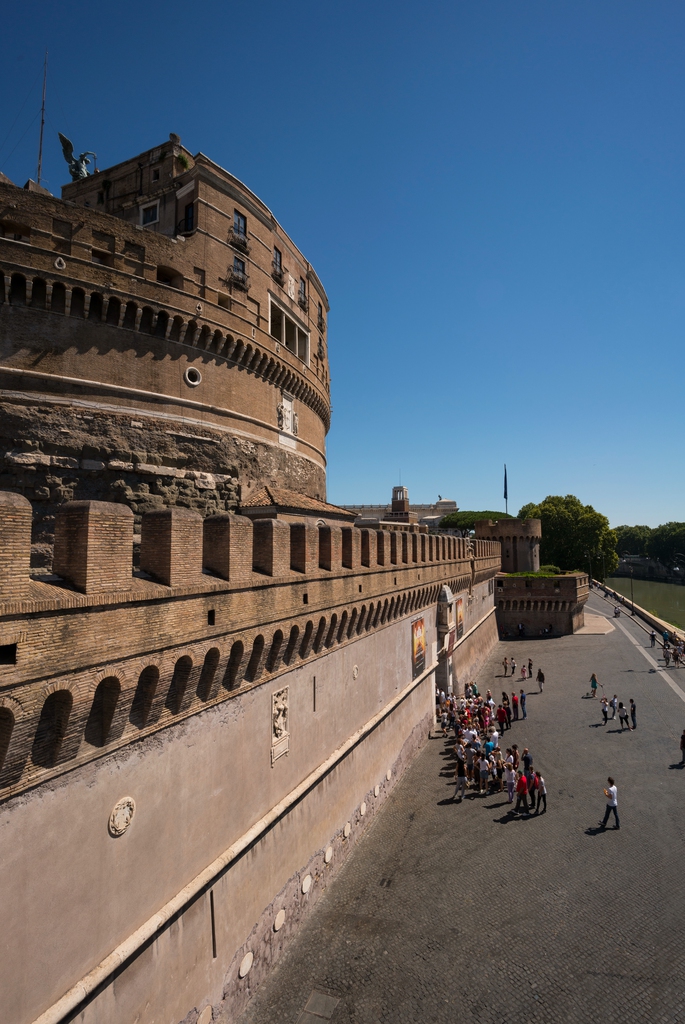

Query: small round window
184;367;202;388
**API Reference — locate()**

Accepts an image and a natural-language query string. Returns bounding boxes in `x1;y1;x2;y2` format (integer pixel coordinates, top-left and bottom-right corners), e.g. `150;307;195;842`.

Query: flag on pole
504;464;508;514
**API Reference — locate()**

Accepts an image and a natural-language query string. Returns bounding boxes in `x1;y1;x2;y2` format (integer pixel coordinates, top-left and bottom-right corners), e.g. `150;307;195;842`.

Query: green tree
646;522;685;564
517;495;618;579
614;524;652;557
439;510;511;531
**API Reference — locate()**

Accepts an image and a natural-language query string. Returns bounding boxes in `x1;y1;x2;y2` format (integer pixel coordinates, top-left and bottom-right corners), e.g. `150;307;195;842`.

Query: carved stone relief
271;686;289;764
108;796;135;837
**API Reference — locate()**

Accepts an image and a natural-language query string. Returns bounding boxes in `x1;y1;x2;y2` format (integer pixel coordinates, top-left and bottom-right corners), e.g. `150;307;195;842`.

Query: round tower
474;518;541;573
0;136;330;563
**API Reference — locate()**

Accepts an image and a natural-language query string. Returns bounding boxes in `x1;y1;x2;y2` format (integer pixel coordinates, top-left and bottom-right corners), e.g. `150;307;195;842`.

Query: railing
272;262;284;284
174;218;195;237
298;294;308;312
317;314;325;332
228;268;249;291
227;228;250;254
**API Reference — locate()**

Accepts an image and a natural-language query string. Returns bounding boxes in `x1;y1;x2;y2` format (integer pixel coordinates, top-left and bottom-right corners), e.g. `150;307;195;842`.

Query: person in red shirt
512;692;520;721
496;704;508;733
514;770;529;815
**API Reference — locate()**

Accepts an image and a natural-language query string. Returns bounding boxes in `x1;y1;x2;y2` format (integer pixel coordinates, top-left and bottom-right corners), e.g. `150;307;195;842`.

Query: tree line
614;522;685;565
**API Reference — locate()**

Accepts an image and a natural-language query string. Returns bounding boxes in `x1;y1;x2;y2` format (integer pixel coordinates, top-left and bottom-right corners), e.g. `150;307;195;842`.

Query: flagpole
504;463;508;515
36;50;48;187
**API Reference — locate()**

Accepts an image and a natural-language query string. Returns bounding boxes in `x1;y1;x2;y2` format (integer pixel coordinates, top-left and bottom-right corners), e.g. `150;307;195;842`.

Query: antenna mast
36;50;48;187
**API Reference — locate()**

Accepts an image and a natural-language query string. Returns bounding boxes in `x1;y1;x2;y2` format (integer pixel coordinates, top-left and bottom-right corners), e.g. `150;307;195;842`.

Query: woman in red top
512;692;520;721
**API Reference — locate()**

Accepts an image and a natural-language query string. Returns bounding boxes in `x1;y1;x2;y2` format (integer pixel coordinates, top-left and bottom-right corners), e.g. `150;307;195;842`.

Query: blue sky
1;1;684;527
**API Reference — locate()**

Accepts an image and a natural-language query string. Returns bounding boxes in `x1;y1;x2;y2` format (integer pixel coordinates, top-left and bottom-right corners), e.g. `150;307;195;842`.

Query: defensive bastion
0;488;500;1024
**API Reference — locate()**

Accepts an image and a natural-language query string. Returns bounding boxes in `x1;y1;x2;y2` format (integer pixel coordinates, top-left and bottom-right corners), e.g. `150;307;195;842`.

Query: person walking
454;746;467;802
650;630;657;648
512;691;519;721
618;702;632;731
589;673;598;698
477;754;490;795
520;689;527;719
664;648;671;667
610;695;618;720
629;699;637;730
528;658;533;679
535;771;547;813
680;730;685;765
600;696;609;725
537;668;545;692
502;657;509;677
510;657;517;678
514;771;530;815
521;664;527;682
599;777;620;829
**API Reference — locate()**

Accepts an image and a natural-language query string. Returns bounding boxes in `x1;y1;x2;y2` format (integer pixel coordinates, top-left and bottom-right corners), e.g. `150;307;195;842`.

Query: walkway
234;593;685;1024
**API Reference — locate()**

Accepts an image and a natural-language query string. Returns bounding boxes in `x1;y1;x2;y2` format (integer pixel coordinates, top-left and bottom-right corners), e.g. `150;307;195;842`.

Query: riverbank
605;577;685;630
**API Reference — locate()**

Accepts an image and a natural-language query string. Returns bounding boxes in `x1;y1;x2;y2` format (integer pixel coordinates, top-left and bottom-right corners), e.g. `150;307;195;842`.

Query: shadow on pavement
668;763;685;770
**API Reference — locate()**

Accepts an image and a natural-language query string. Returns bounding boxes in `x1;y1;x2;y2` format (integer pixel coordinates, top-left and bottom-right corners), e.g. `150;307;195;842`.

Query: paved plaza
235;593;685;1024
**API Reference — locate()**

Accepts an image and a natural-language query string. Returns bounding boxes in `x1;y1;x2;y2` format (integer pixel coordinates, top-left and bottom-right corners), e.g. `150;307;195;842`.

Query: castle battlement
0;490;501;801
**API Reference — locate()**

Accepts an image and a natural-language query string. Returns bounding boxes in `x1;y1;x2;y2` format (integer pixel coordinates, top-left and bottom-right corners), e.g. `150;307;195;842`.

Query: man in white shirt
599;776;620;829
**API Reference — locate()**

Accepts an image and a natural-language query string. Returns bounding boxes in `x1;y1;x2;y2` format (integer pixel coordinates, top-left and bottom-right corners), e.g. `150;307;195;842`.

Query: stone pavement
234;593;685;1024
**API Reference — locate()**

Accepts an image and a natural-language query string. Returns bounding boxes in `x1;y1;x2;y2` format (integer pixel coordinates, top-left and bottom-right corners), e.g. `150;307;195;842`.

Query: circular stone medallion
274;909;286;932
108;797;135;837
239;951;253;978
301;874;312;894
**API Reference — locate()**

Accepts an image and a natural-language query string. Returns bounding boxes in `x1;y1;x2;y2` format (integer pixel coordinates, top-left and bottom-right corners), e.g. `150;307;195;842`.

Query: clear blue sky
1;1;683;527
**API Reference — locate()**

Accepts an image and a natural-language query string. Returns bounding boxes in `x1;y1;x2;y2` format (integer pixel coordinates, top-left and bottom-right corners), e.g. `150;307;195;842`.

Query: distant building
344;491;458;530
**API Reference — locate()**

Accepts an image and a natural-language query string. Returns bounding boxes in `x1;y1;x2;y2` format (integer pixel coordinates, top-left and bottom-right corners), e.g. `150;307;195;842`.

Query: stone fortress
0;133;330;565
0;138;502;1024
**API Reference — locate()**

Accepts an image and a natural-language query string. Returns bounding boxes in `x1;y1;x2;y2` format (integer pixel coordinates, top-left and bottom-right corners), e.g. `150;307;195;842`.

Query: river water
605;577;685;629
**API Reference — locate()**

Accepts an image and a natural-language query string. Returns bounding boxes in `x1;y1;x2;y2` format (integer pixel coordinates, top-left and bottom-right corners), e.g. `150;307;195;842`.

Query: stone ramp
576;611;615;634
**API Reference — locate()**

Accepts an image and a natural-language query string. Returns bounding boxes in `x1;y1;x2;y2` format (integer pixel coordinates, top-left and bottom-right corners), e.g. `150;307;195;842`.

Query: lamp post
623;552;635;615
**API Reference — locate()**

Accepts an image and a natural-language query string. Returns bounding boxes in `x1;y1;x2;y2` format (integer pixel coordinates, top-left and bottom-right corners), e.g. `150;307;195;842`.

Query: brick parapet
0;495;501;799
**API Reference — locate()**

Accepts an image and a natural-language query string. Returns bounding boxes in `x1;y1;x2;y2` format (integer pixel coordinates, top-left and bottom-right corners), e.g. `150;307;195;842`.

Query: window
231;256;248;290
269;298;309;364
141;203;158;225
234;211;247;237
152;169;160;182
272;247;283;282
317;301;325;330
299;277;307;307
157;265;184;290
91;249;114;267
184;202;194;232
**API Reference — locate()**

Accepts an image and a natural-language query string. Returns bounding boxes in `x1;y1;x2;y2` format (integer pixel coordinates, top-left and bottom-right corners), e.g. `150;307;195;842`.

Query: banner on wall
411;617;426;679
456;597;464;640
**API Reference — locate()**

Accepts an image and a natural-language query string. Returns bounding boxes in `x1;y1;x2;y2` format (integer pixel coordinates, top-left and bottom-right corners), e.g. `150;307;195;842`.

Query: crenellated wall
475;518;541;573
0;490;500;800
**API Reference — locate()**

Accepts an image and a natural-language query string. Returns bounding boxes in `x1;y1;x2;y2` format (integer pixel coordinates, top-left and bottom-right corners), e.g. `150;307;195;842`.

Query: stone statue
58;133;97;181
272;687;289;741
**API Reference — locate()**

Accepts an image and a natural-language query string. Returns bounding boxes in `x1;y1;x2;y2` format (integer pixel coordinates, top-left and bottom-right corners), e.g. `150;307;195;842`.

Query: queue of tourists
436;682;546;815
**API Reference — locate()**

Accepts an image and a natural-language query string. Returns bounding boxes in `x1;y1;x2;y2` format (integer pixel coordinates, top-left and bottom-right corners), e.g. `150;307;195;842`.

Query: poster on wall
411;617;426;679
456;597;464;640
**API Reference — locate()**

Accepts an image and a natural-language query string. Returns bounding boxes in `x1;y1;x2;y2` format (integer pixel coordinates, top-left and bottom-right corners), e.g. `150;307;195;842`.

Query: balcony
228;267;250;291
174;218;195;237
272;261;284;285
298;294;308;312
317;314;325;332
228;228;250;254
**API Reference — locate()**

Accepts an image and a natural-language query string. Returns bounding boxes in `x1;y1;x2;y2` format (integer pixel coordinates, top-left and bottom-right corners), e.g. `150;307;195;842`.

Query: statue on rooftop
58;133;97;181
